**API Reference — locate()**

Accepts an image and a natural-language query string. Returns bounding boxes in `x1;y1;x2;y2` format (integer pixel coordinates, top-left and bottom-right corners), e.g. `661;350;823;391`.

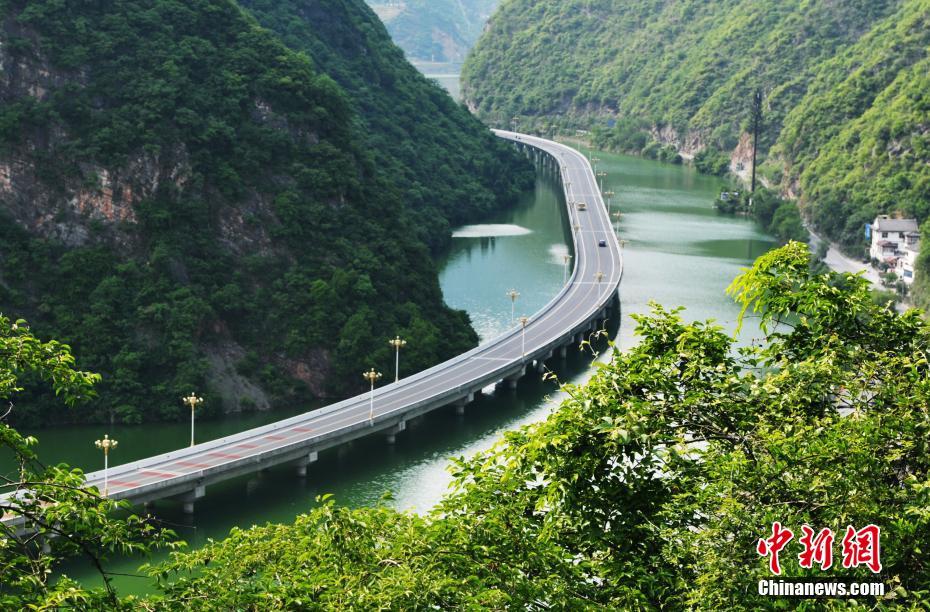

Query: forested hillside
365;0;498;63
0;0;531;426
463;0;930;302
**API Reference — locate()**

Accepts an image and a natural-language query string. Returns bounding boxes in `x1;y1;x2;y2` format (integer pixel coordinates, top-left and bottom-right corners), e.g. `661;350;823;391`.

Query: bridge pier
536;351;552;373
386;420;406;445
295;451;319;477
180;485;206;515
559;345;568;359
504;366;526;390
454;392;475;415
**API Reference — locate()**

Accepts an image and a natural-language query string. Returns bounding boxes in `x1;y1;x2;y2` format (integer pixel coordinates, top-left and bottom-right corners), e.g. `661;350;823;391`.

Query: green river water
15;147;776;593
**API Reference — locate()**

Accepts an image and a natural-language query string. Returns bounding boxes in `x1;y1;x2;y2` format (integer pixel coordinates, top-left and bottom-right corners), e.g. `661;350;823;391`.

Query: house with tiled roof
869;215;920;284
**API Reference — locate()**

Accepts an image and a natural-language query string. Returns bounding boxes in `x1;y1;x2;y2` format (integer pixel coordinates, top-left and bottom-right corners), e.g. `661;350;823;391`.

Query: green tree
142;243;930;607
0;315;177;608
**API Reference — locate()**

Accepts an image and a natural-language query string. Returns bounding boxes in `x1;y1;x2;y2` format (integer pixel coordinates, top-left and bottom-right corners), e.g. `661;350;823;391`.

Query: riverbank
563;135;899;297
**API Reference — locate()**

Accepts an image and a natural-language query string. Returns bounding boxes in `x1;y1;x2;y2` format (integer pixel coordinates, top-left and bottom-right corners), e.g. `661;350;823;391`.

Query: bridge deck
10;133;623;511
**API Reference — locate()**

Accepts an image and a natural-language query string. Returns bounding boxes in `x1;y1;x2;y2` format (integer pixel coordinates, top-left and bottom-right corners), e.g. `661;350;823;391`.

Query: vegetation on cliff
7;244;930;607
464;0;930;302
0;0;531;425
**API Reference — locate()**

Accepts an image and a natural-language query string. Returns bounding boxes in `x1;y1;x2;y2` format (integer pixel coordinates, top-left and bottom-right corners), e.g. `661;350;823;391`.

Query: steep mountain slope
464;0;898;146
365;0;498;63
774;2;930;247
239;0;527;251
463;0;930;300
0;0;531;426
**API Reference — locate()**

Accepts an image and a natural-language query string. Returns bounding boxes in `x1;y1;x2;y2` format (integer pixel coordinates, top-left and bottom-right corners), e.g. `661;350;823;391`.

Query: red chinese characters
798;525;834;570
758;522;882;575
841;524;883;573
757;522;794;575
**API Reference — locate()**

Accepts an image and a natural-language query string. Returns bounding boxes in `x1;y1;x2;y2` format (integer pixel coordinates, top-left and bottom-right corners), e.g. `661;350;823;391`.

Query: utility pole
750;88;763;196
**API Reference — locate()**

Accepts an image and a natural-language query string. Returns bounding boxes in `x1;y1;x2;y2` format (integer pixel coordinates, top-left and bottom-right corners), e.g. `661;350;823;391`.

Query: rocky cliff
0;0;530;426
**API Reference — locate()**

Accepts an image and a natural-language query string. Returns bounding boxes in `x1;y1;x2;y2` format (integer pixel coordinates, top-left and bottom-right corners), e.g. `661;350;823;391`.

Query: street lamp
603;190;615;213
573;223;582;234
183;393;203;447
363;368;382;422
506;289;520;325
519;316;529;357
388;336;406;382
597;171;607;193
595;271;605;295
591;156;600;173
94;434;118;497
562;253;572;284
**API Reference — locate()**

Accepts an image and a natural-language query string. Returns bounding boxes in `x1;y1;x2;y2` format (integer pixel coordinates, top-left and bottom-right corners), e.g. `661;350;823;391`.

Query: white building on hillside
869;215;919;263
895;242;919;285
868;215;920;285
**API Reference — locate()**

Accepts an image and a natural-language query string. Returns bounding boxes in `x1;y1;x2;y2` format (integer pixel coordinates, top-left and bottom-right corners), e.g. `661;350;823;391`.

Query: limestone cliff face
649;125;708;160
0;3;349;419
729;132;754;183
0;24;181;247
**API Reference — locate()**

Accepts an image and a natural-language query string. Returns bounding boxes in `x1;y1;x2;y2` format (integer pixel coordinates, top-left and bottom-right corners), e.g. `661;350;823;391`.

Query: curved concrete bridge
9;132;623;516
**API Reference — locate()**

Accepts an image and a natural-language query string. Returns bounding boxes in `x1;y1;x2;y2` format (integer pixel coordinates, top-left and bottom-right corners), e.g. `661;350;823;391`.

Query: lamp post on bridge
563;253;572;285
573;223;581;234
363;368;382;422
603;190;615;213
595;271;605;295
519;316;529;357
506;289;520;325
597;171;607;193
94;434;118;497
591;156;600;174
388;336;406;382
183;393;203;447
